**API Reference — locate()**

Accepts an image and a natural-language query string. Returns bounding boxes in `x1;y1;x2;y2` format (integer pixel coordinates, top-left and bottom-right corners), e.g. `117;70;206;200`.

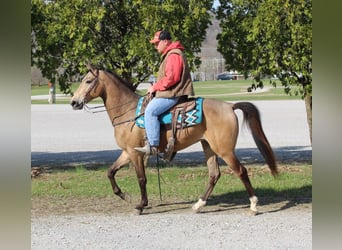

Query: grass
32;165;311;202
193;79;300;101
31;79;300;104
31;83;80;96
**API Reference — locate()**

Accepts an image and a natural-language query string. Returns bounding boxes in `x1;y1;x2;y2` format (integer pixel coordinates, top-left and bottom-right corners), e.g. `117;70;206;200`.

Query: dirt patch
31;195;311;218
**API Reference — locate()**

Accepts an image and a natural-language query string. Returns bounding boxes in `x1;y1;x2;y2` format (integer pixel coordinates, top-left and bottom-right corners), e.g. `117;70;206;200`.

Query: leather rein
84;102;143;127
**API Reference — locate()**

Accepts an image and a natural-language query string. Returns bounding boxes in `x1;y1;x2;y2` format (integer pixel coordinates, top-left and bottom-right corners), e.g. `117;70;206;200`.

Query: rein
83;97;145;127
83;104;107;113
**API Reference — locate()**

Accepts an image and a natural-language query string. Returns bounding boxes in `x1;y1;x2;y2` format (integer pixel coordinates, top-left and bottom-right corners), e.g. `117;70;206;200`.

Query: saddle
136;96;203;161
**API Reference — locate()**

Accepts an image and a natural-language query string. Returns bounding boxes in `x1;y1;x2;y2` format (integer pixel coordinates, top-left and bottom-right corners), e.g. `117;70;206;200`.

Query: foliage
216;0;312;99
31;0;214;94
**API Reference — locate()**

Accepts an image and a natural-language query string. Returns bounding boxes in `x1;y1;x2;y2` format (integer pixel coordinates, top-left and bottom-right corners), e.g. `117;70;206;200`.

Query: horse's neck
101;72;139;122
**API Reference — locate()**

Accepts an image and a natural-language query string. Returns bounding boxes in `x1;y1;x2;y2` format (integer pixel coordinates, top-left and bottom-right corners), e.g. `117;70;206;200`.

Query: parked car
217;73;235;80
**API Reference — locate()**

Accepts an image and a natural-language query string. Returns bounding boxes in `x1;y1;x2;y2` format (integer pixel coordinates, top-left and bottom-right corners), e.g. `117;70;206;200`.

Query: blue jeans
144;97;179;146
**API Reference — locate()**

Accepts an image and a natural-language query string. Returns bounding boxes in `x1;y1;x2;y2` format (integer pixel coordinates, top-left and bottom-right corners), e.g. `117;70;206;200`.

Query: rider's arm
152;54;183;92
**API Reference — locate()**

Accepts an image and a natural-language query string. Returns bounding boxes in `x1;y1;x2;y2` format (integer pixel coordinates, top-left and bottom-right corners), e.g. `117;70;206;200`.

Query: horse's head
71;65;102;110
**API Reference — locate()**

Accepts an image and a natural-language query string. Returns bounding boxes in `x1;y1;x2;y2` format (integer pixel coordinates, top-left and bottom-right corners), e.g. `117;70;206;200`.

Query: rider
135;30;195;155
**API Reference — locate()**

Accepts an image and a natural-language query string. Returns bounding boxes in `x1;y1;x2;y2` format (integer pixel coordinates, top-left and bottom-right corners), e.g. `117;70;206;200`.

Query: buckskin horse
70;65;278;215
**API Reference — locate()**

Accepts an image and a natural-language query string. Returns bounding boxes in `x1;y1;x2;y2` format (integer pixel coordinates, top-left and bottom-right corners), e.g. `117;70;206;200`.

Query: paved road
31;100;312;168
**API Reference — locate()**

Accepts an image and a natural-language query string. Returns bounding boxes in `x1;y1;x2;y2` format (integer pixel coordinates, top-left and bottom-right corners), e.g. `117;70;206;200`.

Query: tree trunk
48;82;56;104
304;94;312;145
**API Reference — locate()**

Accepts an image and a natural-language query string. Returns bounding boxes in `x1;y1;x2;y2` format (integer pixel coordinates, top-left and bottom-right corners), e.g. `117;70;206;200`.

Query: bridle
83;70;100;104
81;69;148;127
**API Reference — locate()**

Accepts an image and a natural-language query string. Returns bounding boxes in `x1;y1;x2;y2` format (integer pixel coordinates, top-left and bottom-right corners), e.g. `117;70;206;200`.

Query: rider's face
154;40;168;54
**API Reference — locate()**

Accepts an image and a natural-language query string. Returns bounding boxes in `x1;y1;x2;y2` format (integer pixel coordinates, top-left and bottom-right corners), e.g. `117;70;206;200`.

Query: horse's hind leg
107;151;131;201
192;140;221;212
223;152;258;215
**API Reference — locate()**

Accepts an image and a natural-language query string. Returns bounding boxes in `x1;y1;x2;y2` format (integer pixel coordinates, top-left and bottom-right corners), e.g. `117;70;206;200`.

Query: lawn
31;164;311;215
32;165;311;199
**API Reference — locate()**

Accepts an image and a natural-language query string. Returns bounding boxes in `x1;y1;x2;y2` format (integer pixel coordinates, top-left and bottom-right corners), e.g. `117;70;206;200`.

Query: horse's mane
103;69;137;92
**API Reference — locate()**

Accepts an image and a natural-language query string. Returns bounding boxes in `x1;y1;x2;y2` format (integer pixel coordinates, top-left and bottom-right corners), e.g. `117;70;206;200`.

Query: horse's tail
233;102;278;176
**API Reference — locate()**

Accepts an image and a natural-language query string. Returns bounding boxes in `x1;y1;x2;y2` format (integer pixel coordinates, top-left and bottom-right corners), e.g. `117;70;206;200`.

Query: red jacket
152;41;185;92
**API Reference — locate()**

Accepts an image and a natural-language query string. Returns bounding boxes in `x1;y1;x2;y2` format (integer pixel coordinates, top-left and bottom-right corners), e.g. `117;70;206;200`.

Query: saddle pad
135;97;203;129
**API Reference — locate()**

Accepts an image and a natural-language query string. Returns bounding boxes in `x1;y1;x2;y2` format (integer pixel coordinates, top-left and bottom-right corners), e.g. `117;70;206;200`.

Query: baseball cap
149;30;172;44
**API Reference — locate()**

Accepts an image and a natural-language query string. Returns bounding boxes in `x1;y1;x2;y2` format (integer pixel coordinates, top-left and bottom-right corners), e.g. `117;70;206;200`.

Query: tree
216;0;312;143
31;0;214;94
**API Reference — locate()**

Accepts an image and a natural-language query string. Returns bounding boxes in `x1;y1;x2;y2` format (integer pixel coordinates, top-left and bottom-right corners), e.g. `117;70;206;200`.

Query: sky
213;0;220;8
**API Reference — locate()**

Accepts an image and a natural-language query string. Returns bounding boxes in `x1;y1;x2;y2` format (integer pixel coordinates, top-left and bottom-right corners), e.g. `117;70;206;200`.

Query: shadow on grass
204;185;312;213
143;185;311;215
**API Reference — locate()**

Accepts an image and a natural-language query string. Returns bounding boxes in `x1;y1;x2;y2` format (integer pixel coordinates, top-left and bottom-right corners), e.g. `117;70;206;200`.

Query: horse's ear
86;62;98;76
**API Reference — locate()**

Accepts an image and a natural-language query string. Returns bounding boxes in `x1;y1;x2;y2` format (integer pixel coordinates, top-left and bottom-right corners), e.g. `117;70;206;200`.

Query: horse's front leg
192;140;221;212
107;151;131;201
130;150;148;214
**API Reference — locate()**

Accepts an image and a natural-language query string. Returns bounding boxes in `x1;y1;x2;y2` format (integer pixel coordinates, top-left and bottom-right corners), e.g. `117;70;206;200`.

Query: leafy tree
31;0;214;94
216;0;312;143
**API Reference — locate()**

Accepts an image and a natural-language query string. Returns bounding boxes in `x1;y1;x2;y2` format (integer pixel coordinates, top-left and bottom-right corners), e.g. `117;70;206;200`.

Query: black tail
233;102;278;176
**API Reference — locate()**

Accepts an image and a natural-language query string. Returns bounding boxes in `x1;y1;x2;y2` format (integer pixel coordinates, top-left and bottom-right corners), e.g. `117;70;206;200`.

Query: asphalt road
31;100;312;168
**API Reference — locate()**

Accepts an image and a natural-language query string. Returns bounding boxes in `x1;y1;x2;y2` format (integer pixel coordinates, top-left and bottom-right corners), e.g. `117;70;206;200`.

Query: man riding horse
134;30;195;156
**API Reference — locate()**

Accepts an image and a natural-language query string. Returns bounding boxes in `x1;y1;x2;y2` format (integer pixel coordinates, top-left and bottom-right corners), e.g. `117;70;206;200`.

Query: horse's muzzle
70;99;84;110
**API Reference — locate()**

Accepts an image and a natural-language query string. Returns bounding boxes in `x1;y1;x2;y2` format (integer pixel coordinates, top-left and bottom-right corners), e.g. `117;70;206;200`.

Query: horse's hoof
192;208;201;214
116;191;125;200
133;207;143;215
192;198;206;213
133;209;142;215
248;210;258;216
134;204;144;215
249;196;258;215
117;192;132;203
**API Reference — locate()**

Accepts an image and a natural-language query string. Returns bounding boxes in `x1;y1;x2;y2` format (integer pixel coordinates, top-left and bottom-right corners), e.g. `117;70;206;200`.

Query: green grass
193;80;299;101
32;165;312;201
31;79;300;104
31;84;80;96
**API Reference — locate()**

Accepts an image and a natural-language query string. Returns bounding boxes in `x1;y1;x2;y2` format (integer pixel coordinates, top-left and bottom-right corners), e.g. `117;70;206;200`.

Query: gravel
31;209;311;249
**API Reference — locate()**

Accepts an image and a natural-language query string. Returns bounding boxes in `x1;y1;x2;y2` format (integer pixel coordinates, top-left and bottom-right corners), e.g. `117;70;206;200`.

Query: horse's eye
86;79;93;84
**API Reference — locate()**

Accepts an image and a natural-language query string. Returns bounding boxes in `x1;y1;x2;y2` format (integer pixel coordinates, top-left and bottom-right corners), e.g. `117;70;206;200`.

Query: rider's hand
147;85;155;97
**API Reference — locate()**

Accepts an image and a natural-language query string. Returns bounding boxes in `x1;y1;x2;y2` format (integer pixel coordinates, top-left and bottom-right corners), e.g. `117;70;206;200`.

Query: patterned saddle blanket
135;97;203;129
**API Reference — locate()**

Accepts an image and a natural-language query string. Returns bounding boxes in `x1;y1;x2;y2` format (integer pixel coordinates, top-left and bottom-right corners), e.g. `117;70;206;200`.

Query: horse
70;65;278;215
